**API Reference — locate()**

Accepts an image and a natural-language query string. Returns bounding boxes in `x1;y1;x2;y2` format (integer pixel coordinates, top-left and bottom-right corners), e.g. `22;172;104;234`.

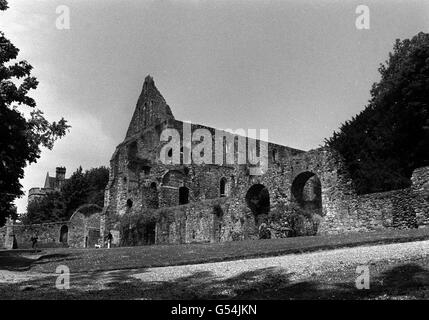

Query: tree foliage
23;191;66;224
61;166;109;217
24;166;109;224
326;32;429;194
0;1;70;225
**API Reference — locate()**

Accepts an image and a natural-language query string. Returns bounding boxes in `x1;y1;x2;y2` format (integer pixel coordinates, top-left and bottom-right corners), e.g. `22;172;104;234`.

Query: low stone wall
0;226;7;249
6;222;69;249
352;189;415;230
68;211;101;248
411;167;429;226
1;208;103;249
318;176;428;235
155;198;229;244
133;197;259;245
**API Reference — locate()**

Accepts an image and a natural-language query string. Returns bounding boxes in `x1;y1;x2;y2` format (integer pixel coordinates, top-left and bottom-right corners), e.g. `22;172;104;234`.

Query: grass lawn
2;227;429;274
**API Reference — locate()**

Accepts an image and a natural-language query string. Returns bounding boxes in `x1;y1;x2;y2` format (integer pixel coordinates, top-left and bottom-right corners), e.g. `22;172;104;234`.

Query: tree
23;191;66;224
24;166;109;224
61;166;109;218
326;32;429;194
0;0;69;225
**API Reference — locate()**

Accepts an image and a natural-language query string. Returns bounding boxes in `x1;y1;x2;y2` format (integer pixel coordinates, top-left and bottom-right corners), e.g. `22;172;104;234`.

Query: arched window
179;186;189;205
220;177;228;197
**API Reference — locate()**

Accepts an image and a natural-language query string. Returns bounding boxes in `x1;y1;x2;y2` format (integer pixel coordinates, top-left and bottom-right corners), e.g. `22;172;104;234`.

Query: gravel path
131;239;429;283
1;240;429;296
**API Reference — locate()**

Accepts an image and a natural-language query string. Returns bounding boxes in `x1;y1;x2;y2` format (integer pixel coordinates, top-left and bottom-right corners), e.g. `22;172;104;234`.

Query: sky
1;0;428;213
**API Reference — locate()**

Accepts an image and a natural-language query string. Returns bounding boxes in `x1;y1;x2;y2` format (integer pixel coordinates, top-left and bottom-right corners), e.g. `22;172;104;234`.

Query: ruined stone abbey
101;76;429;246
1;76;428;249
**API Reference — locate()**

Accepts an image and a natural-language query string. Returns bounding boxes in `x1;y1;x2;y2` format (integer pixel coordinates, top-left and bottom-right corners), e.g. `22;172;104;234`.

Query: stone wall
4;222;69;249
151;197;255;244
411;166;429;226
102;76;429;246
68;211;101;248
318;167;429;234
0;226;7;249
0;208;102;249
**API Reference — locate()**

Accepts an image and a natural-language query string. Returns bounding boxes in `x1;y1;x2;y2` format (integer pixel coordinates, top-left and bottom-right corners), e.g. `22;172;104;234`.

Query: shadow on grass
0;252;73;272
1;262;429;299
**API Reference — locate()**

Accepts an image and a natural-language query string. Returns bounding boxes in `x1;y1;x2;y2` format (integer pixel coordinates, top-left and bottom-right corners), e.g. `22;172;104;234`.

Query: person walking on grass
106;232;113;249
30;234;38;252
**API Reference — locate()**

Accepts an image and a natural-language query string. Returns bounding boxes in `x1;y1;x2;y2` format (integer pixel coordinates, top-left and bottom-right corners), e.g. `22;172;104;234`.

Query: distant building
28;167;68;204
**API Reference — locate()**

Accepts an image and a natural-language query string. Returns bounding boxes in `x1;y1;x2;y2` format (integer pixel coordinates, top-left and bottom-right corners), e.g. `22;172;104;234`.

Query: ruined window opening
220;177;228;197
167;148;173;157
126;199;133;208
272;149;278;162
179;186;189;205
245;184;270;219
59;225;68;245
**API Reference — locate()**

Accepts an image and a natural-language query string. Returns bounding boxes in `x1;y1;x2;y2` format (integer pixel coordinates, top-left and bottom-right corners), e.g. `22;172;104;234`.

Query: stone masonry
101;76;429;246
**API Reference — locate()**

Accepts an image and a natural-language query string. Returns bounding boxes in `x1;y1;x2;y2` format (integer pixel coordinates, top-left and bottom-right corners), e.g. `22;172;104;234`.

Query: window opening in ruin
59;225;68;245
220;177;227;197
272;149;278;162
179;186;189;205
245;184;270;216
126;199;133;208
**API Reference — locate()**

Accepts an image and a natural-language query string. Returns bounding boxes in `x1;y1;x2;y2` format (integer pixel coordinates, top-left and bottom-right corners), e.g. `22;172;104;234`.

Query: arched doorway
291;171;322;216
179;186;189;205
245;184;270;225
59;225;68;245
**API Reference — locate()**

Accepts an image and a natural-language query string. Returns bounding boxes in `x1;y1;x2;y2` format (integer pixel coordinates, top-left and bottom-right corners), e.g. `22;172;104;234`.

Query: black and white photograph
0;0;429;307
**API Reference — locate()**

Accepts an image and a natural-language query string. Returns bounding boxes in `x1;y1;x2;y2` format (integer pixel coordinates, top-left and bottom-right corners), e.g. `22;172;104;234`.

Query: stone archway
291;171;323;216
245;184;270;225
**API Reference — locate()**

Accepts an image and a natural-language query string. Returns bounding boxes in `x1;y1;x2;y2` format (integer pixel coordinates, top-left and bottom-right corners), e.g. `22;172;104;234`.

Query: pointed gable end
125;75;175;138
